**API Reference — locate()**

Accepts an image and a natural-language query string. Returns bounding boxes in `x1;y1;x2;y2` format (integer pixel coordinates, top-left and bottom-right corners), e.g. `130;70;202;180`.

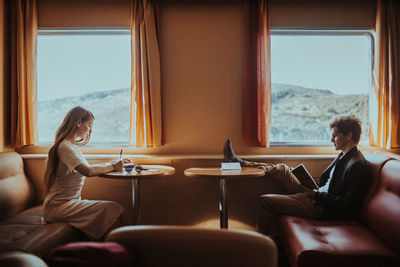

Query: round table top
99;165;175;179
184;167;265;179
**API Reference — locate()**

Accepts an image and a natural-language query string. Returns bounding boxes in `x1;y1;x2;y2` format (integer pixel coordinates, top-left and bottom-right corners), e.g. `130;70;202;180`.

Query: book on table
291;164;319;190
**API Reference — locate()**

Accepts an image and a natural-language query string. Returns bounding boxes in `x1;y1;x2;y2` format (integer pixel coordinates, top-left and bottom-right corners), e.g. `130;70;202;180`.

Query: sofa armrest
0;152;35;221
0;251;48;267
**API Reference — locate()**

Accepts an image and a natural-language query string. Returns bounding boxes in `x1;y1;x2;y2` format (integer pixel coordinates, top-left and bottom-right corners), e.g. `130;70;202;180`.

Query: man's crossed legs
223;139;323;241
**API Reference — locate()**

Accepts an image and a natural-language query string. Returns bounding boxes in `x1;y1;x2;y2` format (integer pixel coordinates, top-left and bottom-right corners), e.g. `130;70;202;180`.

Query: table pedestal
184;167;265;229
99;165;175;225
219;178;228;228
132;179;140;225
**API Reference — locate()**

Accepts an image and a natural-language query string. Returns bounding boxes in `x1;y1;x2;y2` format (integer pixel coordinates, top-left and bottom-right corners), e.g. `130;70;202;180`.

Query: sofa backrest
106;225;278;267
362;155;400;253
362;152;393;205
0;152;35;221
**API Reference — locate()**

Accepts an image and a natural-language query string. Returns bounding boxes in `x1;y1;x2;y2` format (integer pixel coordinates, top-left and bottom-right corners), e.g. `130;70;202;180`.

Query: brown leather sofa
279;152;400;267
0;152;85;254
106;225;278;267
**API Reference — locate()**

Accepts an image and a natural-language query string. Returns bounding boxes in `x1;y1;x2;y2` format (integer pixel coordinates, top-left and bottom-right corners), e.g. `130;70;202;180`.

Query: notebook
291;164;319;190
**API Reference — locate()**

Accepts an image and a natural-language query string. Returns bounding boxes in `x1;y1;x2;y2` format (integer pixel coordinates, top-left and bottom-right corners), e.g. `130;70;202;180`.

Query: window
270;31;372;145
37;30;131;144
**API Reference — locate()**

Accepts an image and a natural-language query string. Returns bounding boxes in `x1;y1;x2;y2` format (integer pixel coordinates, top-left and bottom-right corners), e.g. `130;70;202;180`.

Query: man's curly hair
330;115;362;144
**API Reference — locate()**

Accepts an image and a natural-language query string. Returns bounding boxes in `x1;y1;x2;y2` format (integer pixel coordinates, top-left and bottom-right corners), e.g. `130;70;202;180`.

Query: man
224;115;371;240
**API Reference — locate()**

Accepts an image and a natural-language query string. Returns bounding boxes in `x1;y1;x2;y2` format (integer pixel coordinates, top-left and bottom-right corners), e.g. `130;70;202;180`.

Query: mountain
38;88;131;142
38;84;369;143
270;83;369;142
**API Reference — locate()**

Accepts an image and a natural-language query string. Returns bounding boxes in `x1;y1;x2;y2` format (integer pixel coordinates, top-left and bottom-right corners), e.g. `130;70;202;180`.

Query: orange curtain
10;0;38;147
242;0;271;147
369;0;400;149
130;0;162;147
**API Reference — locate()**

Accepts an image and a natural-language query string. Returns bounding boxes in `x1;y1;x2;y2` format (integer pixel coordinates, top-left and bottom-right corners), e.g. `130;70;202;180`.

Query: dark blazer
314;146;371;220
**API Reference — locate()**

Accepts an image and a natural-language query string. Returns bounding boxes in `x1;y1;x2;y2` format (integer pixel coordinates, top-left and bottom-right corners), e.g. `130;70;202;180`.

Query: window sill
16;144;388;159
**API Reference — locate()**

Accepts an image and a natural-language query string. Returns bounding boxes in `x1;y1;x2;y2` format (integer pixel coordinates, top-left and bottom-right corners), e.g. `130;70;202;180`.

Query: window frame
36;28;132;147
35;29;374;149
269;29;374;148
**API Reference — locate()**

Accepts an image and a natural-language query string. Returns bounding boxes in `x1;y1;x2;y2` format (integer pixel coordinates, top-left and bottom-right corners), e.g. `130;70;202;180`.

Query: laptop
291;164;319;190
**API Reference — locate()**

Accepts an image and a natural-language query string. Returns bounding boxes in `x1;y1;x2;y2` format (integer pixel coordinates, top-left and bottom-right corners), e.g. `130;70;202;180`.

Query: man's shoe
223;138;245;166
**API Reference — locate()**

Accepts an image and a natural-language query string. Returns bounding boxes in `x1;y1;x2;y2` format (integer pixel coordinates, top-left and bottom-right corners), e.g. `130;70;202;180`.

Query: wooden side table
184;167;265;229
100;165;175;225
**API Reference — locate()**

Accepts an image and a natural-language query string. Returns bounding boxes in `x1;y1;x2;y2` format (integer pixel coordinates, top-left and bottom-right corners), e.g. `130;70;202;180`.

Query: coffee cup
124;163;134;173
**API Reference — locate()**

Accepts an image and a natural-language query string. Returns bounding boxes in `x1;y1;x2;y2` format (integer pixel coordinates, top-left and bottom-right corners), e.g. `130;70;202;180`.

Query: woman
43;106;128;240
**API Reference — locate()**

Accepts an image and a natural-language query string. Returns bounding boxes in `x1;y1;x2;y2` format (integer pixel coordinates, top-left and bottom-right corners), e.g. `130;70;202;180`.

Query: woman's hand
112;160;124;172
112;157;133;172
110;158;132;172
122;157;132;164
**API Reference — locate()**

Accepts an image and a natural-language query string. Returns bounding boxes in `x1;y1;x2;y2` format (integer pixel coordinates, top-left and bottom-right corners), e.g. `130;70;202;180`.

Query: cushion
0;206;43;252
0;205;84;254
279;216;400;267
0;205;43;225
42;242;135;267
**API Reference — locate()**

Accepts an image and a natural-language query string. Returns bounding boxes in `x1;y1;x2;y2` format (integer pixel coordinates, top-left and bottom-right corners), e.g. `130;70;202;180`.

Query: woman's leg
101;214;123;241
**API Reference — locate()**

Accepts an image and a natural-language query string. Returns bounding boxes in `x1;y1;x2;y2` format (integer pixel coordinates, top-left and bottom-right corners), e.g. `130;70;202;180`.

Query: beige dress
43;140;124;240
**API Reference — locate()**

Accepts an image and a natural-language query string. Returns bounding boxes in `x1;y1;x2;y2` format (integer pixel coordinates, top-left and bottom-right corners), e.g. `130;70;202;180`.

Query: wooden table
184;167;265;229
99;165;175;225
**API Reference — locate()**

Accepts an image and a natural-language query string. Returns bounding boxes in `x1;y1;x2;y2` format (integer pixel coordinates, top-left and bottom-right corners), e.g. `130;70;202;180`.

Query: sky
271;34;372;95
37;33;372;101
37;34;131;101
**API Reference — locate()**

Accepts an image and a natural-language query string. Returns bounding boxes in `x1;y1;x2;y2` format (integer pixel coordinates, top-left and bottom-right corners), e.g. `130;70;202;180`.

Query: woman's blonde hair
43;106;94;196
